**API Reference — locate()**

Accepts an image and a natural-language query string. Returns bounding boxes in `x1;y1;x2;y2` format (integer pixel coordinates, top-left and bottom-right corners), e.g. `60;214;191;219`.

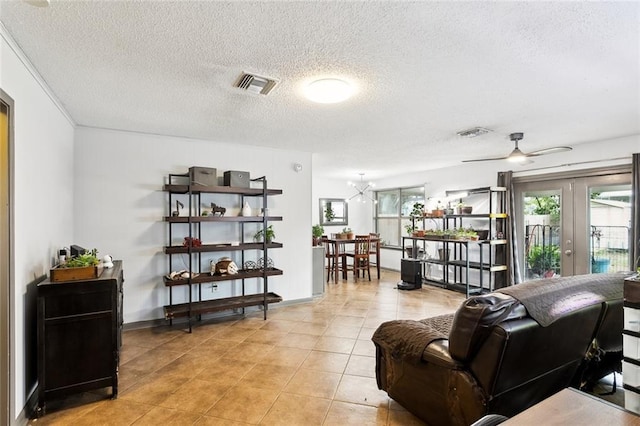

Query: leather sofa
372;273;629;426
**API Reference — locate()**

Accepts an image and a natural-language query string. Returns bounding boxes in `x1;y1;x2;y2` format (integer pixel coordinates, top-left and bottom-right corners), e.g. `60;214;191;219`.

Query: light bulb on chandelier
346;173;377;203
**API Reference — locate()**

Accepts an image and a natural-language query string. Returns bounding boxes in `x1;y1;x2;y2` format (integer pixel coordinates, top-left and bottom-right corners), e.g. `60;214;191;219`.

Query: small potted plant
343;227;354;240
312;224;324;246
254;225;275;243
324;206;335;222
405;223;417;235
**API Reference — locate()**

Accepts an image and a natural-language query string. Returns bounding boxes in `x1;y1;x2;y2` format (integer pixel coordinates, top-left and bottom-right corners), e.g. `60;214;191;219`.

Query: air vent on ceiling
456;127;491;138
234;72;278;95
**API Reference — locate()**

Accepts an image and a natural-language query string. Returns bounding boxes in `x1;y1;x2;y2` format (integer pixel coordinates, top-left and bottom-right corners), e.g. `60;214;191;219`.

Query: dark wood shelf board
448;260;507;271
444;213;507;219
164;242;283;254
446;282;485;295
164;268;283;287
165;215;282;223
163;292;283;319
164;184;282;196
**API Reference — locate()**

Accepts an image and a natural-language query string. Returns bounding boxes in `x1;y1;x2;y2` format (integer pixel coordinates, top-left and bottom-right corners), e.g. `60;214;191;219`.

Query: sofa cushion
449;293;526;363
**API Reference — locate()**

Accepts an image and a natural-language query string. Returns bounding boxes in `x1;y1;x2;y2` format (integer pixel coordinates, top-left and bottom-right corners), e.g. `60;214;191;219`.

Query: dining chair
323;235;347;282
346;234;371;281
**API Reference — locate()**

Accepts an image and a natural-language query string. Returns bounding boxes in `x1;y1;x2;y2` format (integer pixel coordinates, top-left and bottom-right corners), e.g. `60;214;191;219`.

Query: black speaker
399;259;422;290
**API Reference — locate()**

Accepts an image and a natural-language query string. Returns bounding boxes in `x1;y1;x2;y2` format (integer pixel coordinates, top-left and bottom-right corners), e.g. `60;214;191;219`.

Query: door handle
564;250;572;256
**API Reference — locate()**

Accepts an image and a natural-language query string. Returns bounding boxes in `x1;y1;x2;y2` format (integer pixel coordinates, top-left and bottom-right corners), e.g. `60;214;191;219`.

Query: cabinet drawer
623;361;640;388
42;289;113;319
625;307;640;332
624;334;640;360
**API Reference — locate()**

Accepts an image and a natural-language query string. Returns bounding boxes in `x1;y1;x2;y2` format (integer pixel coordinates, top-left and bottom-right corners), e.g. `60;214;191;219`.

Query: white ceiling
1;1;638;180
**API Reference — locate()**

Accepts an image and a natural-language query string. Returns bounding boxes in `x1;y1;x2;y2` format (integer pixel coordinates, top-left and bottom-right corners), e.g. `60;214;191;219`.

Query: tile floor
30;269;467;425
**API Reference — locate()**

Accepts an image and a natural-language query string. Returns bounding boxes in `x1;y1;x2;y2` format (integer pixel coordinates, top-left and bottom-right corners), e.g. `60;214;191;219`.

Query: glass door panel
522;189;562;280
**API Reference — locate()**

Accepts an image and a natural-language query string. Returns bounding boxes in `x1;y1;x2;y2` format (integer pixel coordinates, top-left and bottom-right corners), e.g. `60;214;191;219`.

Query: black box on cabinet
223;170;250;187
189;167;217;186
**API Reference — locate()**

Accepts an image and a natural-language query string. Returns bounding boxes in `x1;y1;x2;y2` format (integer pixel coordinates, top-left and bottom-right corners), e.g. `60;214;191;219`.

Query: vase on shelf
241;201;252;217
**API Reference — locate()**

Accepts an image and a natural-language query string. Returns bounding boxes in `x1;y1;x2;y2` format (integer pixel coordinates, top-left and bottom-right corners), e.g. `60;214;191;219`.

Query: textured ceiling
1;1;638;179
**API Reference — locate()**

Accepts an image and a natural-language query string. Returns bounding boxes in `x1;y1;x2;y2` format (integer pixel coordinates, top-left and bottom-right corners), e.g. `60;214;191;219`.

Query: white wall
1;28;75;422
73;127;313;324
311;175;374;236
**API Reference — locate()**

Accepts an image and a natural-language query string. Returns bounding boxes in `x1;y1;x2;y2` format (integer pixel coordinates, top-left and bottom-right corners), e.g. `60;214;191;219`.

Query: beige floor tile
196;358;256;384
323;324;362;339
158;353;210;379
337;308;369;318
259;319;297;332
72;398;153;426
258;346;310;368
132;406;202;425
260;392;331;426
267;309;309;321
244;329;289;345
300;350;350;374
332;315;365;327
323;400;389;425
159;378;232;413
275;332;319;350
120;344;151;365
313;336;356;354
358;326;378;340
124;326;183;349
344;354;376;378
206;385;279;424
290;321;328;336
222;341;275;363
120;372;186;405
352;339;376;357
237;363;297;390
188;337;238;358
283;369;341;399
121;346;184;376
388;408;427;425
212;326;257;342
195;415;252;425
335;375;390;408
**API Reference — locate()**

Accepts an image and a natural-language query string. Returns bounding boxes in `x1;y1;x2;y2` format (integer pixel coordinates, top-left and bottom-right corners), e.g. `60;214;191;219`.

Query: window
375;186;425;247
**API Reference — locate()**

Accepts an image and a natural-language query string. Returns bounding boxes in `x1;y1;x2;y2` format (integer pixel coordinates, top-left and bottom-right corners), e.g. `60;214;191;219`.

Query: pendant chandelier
347;173;377;203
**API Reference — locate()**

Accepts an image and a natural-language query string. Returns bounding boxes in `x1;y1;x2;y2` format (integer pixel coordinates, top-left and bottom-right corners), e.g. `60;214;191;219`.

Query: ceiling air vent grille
234;73;278;95
457;127;491;138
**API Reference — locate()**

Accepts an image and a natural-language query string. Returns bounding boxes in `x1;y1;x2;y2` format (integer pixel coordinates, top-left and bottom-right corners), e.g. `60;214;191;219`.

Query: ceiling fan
462;132;572;163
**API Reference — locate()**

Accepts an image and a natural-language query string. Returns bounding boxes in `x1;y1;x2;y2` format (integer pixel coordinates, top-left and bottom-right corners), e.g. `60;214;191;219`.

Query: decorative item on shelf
212;257;238;275
412;230;425;237
243;260;257;270
461;205;473;214
312;224;324;246
438;248;451;262
166;270;200;280
223;170;250;187
172;200;184;217
257;257;274;270
405;224;416;236
189;166;217;186
254;225;275;243
182;237;202;247
210;202;226;216
476;229;490;240
445;202;454;215
103;254;114;268
241;201;252;217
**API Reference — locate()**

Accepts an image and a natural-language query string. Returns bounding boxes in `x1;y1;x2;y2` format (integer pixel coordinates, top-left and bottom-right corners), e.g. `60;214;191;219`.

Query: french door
514;169;632;279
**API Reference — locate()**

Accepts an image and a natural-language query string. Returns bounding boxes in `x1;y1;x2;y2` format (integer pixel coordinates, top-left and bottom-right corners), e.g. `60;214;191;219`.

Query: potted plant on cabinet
312;224;324;246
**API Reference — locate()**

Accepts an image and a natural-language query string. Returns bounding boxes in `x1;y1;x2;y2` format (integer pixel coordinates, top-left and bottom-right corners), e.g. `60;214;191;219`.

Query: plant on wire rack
254;225;275;243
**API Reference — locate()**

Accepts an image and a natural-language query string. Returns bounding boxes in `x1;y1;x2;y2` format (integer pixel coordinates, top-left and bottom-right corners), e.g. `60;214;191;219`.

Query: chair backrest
354;235;371;256
369;233;379;253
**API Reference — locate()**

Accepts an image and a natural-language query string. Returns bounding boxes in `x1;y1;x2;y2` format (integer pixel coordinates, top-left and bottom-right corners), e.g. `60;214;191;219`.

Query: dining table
324;236;381;283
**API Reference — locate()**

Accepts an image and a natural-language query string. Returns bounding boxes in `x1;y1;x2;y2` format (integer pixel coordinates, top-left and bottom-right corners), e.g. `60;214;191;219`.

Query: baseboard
123;296;316;331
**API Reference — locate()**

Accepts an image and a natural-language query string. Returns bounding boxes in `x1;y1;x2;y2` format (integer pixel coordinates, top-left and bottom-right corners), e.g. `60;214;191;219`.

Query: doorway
515;168;632;280
1;88;13;425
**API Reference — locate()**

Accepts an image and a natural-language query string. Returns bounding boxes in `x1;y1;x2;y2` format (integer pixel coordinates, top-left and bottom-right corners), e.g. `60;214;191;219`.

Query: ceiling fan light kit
463;132;572;163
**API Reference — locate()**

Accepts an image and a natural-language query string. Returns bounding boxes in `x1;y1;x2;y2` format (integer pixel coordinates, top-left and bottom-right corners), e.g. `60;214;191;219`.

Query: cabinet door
43;313;113;390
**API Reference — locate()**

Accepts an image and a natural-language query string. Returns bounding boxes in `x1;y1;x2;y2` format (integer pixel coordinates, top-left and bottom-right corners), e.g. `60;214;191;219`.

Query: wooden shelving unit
163;172;283;332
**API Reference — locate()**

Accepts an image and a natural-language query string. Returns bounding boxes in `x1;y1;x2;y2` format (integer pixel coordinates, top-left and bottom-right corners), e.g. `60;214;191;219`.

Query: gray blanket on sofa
497;272;628;327
372;313;454;364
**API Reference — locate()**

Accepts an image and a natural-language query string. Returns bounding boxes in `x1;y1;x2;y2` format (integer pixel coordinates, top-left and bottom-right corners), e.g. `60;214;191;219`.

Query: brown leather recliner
373;273;627;426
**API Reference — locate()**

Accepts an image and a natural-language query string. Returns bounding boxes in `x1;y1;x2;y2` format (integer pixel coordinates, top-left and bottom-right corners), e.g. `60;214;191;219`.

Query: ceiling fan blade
462;156;508;163
526;146;572;157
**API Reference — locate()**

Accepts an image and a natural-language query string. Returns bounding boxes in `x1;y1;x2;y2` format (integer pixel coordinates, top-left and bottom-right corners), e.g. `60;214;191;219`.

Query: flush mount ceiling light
347;173;377;203
457;127;492;138
305;78;354;104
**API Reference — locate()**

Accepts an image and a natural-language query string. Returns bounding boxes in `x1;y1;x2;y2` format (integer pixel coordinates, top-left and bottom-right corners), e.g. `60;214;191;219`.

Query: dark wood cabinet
37;260;123;416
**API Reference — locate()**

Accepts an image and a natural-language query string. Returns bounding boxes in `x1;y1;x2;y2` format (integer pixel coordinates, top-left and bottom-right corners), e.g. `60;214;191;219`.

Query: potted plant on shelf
254;225;275;244
312;224;324;246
